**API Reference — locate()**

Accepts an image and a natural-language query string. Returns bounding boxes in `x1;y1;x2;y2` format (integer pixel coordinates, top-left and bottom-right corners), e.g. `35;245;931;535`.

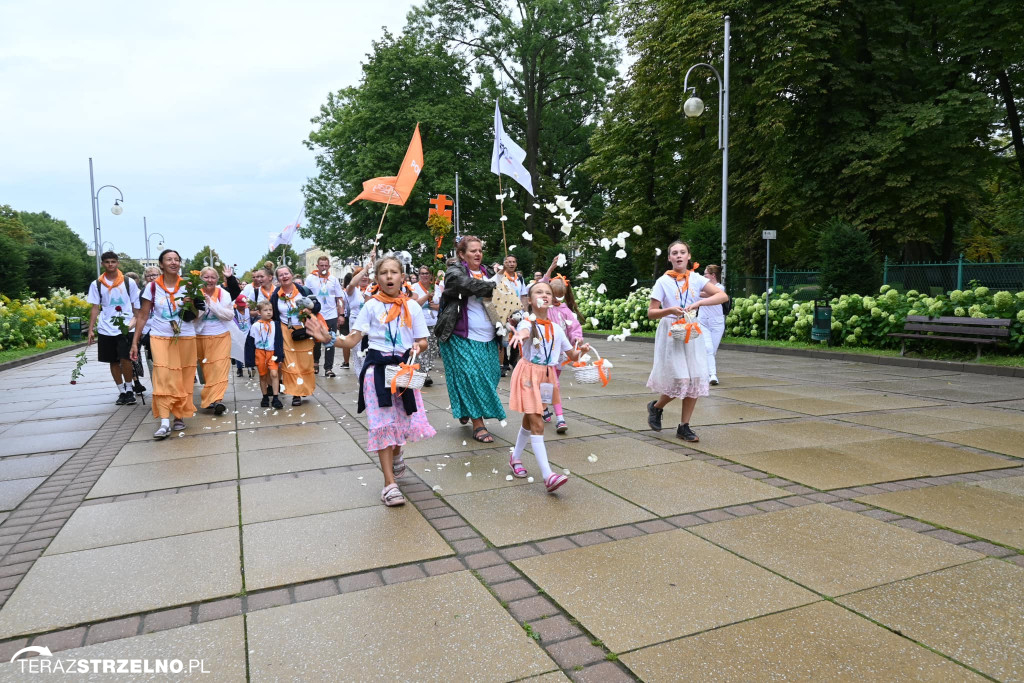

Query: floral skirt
362;372;436;452
646;318;710;399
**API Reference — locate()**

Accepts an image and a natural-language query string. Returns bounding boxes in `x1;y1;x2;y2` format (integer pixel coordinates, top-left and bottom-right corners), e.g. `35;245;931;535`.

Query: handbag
483;278;524;324
289;325;310;341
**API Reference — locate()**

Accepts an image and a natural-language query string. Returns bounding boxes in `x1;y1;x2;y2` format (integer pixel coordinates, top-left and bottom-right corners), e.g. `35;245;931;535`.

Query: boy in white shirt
87;252;141;405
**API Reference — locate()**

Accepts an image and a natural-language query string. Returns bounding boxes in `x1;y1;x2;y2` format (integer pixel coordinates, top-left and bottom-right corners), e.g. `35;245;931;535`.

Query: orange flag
349;124;423;206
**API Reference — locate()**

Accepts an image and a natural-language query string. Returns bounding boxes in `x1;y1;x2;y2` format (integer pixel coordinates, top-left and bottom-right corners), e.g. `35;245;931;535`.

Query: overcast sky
0;0;418;271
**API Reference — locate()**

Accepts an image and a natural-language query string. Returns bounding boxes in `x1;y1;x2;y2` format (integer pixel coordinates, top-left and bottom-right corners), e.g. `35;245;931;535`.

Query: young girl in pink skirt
306;257;436;507
509;281;590;493
545;275;583;433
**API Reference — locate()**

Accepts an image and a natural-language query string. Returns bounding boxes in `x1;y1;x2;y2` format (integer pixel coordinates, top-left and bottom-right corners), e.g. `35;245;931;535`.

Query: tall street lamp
682;15;730;286
88;158;125;277
143;217;165;261
87;241;116;258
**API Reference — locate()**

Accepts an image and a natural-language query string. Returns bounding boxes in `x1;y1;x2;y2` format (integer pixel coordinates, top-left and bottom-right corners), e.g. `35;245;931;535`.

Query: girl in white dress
700;264;726;385
646;241;729;442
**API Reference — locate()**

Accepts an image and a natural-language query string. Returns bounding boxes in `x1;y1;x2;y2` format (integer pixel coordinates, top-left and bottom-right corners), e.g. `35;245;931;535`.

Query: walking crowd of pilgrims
85;235;727;507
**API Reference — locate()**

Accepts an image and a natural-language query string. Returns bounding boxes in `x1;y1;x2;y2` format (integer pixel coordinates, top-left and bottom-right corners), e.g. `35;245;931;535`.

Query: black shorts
339;316;350;335
97;334;131;363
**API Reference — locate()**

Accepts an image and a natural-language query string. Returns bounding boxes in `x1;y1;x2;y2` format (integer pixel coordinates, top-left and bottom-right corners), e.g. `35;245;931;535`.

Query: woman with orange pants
195;266;235;415
130;249;200;439
269;265;321;406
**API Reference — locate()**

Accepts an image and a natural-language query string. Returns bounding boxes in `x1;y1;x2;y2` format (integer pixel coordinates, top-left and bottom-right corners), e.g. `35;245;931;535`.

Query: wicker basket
384;352;427;391
670;311;702;344
571;346;612;386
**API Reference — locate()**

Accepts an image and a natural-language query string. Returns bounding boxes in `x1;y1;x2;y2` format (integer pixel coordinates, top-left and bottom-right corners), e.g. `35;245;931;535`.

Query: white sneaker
710;376;719;386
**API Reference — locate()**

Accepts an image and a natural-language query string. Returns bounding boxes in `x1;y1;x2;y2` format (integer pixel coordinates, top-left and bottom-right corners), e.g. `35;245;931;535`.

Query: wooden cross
428;194;453;220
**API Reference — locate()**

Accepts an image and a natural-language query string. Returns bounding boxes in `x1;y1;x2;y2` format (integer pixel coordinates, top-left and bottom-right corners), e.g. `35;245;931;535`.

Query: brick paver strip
527;615;584;644
545;635;607;668
923;529;975;544
381;565;427;584
536;537;577;554
246;588;292;611
490;579;538;602
422;557;465;576
961;541;1015;557
84;616;141;645
635;519;675;533
499;545;541;561
569;531;613;547
573;661;636;682
476;564;522;584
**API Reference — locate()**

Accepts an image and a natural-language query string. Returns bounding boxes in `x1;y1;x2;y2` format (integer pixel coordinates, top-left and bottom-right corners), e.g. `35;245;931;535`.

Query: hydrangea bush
577;282;1024;354
725;285;1024;352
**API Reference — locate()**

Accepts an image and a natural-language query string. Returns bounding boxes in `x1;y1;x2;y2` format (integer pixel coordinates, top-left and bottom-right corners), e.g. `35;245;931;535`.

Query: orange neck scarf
534;318;554;341
259;285;272;300
155;275;181;311
99;269;125;292
470;270;483;280
504;271;517;282
373;291;412;328
277;286;298;302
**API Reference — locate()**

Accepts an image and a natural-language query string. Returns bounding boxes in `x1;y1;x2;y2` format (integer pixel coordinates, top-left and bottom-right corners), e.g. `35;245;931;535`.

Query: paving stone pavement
0;346;1022;680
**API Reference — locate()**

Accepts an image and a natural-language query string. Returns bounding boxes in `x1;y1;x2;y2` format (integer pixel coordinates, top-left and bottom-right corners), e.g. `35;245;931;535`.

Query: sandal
172;419;186;431
153;425;170;440
292;396;302;406
472;427;494;443
509;454;528;478
381;483;405;506
545;473;568;493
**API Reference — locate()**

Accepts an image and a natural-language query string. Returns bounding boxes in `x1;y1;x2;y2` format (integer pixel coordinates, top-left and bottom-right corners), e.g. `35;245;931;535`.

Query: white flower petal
631;278;638;286
597;283;607;294
509;245;516;251
522;231;533;241
545;203;558;213
577;271;589;279
500;215;508;221
523;212;531;219
506;474;514;481
556;253;567;267
587;454;598;463
527;476;534;483
615;249;627;259
589;317;599;327
630;321;639;329
560;224;572;236
466;472;472;477
495;194;505;200
632;225;643;235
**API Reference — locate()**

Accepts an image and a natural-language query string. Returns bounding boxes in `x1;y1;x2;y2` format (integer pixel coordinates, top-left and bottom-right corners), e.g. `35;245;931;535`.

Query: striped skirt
438;334;506;421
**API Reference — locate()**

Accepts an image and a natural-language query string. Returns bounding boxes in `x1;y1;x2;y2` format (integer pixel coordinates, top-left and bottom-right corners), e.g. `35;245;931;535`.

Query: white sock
114;379;123;391
530;435;553;480
512;427;530;462
123;382;133;393
160;418;170;428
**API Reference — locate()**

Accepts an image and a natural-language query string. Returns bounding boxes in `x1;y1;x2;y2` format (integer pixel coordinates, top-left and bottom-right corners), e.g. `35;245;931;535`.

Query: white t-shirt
650;272;710;324
307;273;344;319
516;319;573;367
249;319;278;351
346;287;367;322
276;289;307;326
141;278;196;338
354;298;429;355
410;282;437;326
700;285;726;325
243;283;274;305
466;271;496;343
197;287;232;336
86;275;140;336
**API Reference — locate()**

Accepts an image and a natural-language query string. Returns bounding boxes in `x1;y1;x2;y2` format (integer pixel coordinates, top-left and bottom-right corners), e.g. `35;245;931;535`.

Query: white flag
491;101;534;196
269;221;299;251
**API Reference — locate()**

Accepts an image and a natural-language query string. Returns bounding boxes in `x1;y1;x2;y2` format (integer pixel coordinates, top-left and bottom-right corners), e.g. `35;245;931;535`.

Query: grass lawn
584;329;1024;368
0;340;79;366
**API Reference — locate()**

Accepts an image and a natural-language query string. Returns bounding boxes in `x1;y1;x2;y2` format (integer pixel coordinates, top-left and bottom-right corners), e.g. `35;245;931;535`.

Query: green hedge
576;282;1024;353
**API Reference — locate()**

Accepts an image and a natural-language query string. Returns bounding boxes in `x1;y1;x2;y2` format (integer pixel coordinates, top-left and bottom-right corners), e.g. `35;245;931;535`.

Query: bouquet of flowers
294;296;316;322
181;270;205;316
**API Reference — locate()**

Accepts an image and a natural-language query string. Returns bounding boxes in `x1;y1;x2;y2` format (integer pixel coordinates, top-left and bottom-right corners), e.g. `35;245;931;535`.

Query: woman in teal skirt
435;235;506;443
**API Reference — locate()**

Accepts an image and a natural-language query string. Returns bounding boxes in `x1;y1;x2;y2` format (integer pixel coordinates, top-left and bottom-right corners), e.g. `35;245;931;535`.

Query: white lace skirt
646;318;710;399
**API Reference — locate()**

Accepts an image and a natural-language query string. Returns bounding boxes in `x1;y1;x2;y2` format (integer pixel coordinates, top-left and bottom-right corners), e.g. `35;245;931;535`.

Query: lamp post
88;158;125;277
682;15;730;287
87;241;116;258
142;217;165;261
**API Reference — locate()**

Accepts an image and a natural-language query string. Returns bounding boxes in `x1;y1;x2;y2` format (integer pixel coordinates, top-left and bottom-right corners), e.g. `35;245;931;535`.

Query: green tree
184;246;226;278
410;0;618;245
595;248;638;299
0;233;28;297
0;205;31;243
817;219;881;298
16;210;94;293
117;253;145;278
252;245;305;278
587;0;1002;275
302;30;497;265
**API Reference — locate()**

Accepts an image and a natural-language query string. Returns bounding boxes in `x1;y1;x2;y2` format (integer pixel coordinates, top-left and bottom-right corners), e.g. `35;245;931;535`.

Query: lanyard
536;329;553;365
385;303;400;354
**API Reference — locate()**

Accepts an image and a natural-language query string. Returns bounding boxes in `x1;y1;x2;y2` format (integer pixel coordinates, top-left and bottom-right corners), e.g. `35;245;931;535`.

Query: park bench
888;315;1011;360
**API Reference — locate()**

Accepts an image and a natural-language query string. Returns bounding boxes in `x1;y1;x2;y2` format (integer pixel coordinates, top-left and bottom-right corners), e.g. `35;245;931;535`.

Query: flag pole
371;191;394;263
498;174;507;258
